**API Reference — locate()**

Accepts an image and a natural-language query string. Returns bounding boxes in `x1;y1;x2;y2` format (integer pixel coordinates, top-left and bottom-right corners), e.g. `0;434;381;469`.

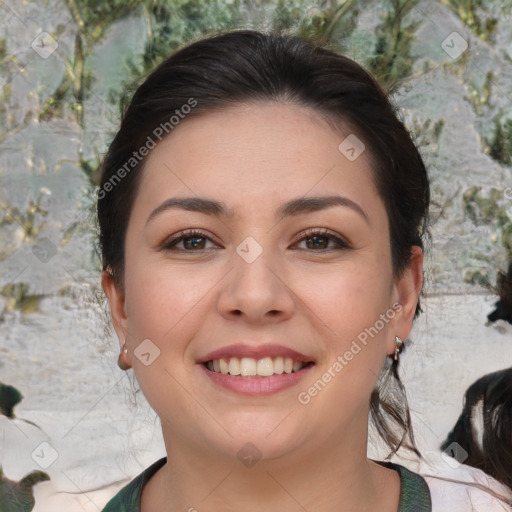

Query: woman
97;30;511;511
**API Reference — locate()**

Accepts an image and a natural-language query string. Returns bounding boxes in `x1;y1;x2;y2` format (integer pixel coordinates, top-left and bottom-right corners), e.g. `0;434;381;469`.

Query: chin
204;415;308;465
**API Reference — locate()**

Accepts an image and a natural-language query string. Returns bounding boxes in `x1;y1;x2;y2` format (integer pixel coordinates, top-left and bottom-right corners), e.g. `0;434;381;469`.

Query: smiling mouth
204;356;315;377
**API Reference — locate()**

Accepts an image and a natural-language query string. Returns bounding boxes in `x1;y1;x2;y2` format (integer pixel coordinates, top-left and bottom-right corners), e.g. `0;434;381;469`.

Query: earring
117;343;130;370
394;336;404;361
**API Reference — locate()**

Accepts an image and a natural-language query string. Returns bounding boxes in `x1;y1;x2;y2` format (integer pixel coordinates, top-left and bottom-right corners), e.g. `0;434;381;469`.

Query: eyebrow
146;195;370;225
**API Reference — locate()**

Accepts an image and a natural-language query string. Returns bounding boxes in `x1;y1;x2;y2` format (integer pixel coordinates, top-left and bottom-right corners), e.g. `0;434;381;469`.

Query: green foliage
0;283;45;315
0;383;22;418
0;85;9;137
409;117;445;156
111;0;244;112
466;70;493;116
0;40;17;136
484;116;512;166
67;0;141;40
0;466;50;512
463;186;502;223
0;189;50;243
39;79;70;123
441;0;498;41
271;0;359;47
80;156;102;187
464;267;491;287
39;0;142;125
0;38;7;61
463;185;512;260
110;0;364;112
366;0;421;93
0;190;53;316
141;0;241;68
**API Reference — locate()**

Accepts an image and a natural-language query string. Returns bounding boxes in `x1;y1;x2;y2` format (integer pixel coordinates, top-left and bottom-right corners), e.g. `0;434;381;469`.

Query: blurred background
1;0;511;510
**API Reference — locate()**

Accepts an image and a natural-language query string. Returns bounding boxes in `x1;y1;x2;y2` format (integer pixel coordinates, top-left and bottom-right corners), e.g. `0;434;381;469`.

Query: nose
216;245;295;324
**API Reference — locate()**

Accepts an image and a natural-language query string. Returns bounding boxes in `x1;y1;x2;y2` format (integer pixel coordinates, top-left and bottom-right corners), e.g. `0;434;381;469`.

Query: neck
142;418;400;512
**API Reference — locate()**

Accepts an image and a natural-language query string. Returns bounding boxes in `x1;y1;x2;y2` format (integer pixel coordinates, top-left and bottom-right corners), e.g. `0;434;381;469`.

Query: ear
101;270;129;351
387;245;424;355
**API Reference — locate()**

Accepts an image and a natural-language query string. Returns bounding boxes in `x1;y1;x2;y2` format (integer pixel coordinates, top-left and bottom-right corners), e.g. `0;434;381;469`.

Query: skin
102;102;423;512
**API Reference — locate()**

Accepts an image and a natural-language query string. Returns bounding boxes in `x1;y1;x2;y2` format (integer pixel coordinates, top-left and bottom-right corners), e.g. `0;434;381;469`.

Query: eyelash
160;227;350;252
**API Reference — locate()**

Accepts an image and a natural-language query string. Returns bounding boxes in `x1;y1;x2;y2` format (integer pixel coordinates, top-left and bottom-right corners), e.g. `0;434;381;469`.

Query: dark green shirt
102;457;431;511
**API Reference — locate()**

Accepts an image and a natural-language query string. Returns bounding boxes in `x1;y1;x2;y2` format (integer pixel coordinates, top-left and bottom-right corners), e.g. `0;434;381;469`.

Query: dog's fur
488;263;512;324
441;368;512;490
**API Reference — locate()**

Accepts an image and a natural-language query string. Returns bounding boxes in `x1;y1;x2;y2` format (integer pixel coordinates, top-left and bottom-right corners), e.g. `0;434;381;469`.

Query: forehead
133;102;384;222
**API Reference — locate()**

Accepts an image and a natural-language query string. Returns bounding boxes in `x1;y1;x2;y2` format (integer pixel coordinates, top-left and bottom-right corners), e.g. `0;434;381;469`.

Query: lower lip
198;364;314;395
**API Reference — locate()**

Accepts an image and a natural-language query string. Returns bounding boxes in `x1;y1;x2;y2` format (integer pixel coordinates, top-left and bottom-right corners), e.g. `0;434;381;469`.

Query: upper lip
197;344;315;364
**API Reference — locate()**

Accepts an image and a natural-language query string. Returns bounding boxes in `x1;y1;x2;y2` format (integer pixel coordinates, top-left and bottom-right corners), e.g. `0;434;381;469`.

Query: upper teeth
207;357;306;376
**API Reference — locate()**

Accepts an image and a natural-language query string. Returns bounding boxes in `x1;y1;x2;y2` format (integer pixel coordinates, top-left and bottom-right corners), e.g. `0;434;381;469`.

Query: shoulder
383;452;512;512
102;457;167;512
424;469;512;512
402;454;512;512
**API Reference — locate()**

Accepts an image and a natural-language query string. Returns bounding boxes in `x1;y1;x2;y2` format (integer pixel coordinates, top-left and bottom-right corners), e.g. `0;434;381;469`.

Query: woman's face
103;102;422;463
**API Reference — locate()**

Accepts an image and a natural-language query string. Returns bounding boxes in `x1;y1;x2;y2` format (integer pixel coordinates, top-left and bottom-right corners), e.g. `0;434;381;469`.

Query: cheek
123;255;225;354
121;265;210;422
292;261;392;337
292;261;393;391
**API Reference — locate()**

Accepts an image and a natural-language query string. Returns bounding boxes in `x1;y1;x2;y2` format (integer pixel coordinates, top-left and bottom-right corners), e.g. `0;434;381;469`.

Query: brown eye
161;229;218;251
182;235;207;250
305;235;330;250
295;228;350;251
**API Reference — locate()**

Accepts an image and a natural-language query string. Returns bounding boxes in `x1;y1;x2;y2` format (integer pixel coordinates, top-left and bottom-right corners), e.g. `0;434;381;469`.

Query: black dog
441;368;512;490
488;263;512;324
